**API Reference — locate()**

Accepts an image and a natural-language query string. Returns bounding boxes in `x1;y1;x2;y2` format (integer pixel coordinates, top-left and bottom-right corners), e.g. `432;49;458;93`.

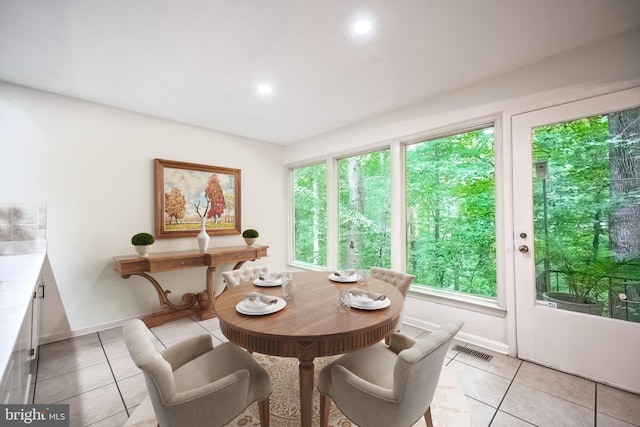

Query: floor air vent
453;345;493;362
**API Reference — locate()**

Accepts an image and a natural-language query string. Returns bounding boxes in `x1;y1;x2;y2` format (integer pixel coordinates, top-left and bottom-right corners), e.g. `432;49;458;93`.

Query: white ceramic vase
244;237;256;247
197;217;210;252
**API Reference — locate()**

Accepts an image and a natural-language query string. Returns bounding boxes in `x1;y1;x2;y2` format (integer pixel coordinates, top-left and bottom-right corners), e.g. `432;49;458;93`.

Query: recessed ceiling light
256;83;274;96
353;18;372;35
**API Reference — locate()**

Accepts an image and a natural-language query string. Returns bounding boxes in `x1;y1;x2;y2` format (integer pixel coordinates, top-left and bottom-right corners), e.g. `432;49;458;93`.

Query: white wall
0;83;287;341
284;28;640;354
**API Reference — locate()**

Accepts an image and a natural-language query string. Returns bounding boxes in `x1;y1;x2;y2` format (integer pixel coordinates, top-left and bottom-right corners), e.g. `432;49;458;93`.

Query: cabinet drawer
149;256;205;272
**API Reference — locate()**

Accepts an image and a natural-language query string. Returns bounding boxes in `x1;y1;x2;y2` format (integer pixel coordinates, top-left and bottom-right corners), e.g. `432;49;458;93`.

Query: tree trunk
345;157;364;268
608;108;640;260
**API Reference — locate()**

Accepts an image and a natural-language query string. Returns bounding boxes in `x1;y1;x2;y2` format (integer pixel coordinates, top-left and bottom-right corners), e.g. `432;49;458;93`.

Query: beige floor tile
466;397;495;427
455;344;521;380
118;373;148;409
597;411;639;427
514;361;595;409
108;353;140;381
97;326;123;344
447;360;511;408
194;316;220;332
150;320;208;345
87;410;130;427
597;384;640;426
37;344;107;381
61;383;125;427
34;361;114;404
102;339;129;360
39;333;101;359
500;382;594;427
491;410;536;426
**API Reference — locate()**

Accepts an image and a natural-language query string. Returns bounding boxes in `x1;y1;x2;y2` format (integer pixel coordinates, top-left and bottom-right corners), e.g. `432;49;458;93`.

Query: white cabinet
0;254;46;404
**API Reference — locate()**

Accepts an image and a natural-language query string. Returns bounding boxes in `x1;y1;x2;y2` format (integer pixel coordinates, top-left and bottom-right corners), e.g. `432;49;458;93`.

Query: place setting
236;291;287;315
328;269;368;283
253;273;284;287
337;288;390;311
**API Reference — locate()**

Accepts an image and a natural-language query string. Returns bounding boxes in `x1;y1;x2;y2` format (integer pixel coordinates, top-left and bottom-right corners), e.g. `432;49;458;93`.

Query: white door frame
511;87;640;394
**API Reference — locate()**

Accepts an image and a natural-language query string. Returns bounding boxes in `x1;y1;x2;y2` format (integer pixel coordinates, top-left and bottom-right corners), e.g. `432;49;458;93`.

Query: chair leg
319;394;331;427
258;398;270;427
424;406;433;427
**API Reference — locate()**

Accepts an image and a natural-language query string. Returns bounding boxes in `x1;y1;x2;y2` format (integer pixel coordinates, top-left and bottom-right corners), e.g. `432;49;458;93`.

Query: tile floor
33;317;640;427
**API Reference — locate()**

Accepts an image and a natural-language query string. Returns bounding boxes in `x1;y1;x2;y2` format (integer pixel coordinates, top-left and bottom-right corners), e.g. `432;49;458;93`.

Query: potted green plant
242;229;259;247
542;246;629;315
131;232;155;258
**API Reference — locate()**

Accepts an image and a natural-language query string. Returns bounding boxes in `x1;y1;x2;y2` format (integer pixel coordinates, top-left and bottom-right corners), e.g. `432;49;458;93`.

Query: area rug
124;353;470;427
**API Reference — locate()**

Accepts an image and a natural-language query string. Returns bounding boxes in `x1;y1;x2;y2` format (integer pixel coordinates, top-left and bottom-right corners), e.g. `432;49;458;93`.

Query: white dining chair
123;319;272;427
318;321;464;427
221;265;270;289
370;266;416;341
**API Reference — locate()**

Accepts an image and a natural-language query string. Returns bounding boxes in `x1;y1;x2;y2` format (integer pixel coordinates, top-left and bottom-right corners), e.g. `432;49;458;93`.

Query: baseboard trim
403;315;509;355
38;312;151;345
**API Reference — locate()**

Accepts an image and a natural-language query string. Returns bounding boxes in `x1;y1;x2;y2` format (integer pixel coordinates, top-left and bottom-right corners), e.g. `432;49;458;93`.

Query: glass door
512;87;640;394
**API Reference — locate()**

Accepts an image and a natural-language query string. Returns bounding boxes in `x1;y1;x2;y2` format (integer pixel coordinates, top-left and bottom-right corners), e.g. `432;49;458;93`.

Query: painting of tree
154;159;241;238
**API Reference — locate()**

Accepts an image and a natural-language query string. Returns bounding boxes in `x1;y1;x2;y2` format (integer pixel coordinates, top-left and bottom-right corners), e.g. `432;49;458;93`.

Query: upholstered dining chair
222;265;270;289
123;319;272;427
370;266;416;342
317;321;464;427
370;266;415;299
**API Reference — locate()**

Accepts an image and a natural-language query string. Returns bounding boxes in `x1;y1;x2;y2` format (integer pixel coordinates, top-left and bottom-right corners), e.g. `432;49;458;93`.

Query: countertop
0;251;46;380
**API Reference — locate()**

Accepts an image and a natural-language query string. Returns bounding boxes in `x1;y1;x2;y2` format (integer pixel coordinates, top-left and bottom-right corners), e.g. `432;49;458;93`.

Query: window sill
407;286;507;318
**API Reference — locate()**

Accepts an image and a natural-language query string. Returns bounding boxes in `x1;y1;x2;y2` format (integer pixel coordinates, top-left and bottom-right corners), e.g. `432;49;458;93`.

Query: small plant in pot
131;232;155;258
242;229;259;247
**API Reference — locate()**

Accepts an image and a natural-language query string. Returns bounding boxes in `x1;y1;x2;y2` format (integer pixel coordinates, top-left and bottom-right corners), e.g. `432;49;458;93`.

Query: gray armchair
123;319;272;427
317;321;464;427
221;265;270;289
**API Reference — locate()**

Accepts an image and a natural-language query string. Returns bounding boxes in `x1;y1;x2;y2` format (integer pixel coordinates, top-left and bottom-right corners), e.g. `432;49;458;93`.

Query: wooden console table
113;245;269;327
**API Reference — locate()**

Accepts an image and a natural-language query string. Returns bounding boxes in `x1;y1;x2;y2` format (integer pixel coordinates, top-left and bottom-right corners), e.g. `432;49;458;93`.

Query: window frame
287;114;506;316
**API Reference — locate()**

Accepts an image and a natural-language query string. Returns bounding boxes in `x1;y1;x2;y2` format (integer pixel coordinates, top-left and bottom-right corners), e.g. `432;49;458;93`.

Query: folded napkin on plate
334;269;357;277
257;274;281;283
245;292;279;305
349;288;386;301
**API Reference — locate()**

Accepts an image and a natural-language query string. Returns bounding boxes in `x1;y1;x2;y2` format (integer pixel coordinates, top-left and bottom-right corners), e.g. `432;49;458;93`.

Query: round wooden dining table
214;270;404;427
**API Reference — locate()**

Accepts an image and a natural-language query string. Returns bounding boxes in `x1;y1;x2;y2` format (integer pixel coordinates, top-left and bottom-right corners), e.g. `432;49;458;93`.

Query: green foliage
532;109;640;307
338;150;391;269
242;229;259;238
131;232;155;246
292;163;327;265
406;126;497;298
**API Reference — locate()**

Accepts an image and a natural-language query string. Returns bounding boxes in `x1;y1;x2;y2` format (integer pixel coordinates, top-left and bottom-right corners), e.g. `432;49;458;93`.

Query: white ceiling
1;1;640;145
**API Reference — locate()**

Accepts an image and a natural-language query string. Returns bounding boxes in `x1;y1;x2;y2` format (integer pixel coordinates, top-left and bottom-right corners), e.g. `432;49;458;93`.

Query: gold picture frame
154;159;241;238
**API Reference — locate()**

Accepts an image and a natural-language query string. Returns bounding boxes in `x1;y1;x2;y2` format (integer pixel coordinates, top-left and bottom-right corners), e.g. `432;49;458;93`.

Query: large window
406;125;497;298
292;163;327;267
338;149;391;270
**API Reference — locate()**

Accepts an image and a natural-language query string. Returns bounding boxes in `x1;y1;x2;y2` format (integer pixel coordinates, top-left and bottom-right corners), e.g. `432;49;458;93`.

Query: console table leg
197;266;217;320
122;272;200;327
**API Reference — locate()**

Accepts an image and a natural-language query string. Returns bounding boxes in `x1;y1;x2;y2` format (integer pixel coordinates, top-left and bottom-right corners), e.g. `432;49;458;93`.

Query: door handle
518;245;529;253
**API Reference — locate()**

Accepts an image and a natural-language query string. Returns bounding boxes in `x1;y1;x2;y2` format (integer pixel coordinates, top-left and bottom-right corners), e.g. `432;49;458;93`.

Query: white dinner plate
328;273;358;283
349;297;390;310
349;293;382;306
236;297;286;315
253;277;283;287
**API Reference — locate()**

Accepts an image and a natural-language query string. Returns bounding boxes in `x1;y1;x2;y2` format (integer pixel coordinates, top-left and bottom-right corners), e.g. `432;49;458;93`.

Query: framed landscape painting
154;159;241;238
